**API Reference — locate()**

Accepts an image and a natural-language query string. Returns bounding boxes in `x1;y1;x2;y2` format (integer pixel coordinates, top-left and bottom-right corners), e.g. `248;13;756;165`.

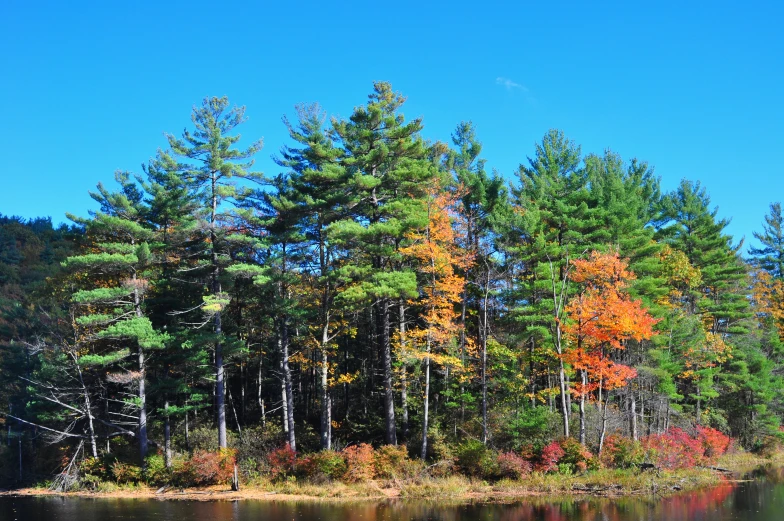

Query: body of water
2;467;783;521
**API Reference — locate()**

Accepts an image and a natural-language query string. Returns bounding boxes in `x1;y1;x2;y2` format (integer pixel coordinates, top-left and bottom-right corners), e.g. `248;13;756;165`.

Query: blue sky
1;1;781;251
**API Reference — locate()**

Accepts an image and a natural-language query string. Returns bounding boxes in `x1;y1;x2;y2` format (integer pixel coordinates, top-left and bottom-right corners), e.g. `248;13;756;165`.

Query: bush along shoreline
11;425;781;500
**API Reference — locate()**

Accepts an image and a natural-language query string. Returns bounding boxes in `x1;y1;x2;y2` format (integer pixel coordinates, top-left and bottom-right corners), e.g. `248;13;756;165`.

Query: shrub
600;434;643;469
188;426;225;452
697;426;731;462
455;439;498;478
232;425;284;463
80;456;110;481
373;445;421;480
641;427;703;469
342;443;376;482
297;450;347;483
267;443;297;481
110;460;142;483
176;449;236;486
143;454;169;485
536;440;565;473
558;438;596;473
496;452;532;479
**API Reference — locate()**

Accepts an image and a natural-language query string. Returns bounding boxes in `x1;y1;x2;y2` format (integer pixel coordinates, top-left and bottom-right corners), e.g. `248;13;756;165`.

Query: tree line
1;82;783;481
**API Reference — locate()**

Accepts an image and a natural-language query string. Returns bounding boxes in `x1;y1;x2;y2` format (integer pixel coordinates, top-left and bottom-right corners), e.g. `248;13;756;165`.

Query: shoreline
1;453;779;503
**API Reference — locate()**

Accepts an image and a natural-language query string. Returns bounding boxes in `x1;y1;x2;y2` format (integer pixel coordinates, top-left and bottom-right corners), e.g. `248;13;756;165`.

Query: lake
2;467;783;521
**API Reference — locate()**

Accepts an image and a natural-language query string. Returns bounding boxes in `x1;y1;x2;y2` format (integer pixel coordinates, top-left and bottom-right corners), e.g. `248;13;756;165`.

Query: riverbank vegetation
2;83;784;492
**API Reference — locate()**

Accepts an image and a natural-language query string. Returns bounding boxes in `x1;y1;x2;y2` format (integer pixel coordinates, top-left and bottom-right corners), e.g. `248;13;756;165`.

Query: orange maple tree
563;250;659;445
400;186;471;458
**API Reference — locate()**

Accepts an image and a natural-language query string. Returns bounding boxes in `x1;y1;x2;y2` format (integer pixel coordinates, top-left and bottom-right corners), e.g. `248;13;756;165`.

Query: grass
9;449;784;502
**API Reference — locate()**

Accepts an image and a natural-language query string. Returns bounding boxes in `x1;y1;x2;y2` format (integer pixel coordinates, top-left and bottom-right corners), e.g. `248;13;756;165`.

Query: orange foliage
752;270;784;339
400;187;470;368
564;251;659;398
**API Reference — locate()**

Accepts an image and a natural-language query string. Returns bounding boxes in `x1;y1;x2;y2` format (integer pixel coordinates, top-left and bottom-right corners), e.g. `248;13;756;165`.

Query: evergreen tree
504;129;597;437
62;172;167;462
166;96;263;448
330;82;436;445
750;202;784;279
276;103;350;450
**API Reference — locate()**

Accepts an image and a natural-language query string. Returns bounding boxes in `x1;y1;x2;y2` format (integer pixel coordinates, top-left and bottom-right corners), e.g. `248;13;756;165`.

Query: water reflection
3;468;784;521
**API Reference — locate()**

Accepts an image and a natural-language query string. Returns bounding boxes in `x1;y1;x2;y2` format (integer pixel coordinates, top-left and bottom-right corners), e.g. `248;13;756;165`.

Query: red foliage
342;443;376;482
697;426;731;461
497;451;532;479
185;449;236;485
641;427;704;469
536;441;565;473
268;443;297;480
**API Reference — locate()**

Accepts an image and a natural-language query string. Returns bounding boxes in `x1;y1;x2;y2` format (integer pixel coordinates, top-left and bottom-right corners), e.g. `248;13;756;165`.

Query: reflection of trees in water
10;479;784;521
236;486;752;521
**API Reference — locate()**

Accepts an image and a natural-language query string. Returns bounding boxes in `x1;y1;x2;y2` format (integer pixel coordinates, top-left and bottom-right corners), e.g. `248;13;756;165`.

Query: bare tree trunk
420;336;431;460
579;370;586;445
481;273;490;445
132;270;148;463
281;354;288;435
629;391;638;441
380;299;397;445
599;392;610;453
320;323;331;450
185;407;190;452
76;362;97;458
210;175;227;449
164;401;172;468
280;318;296;450
399;301;409;441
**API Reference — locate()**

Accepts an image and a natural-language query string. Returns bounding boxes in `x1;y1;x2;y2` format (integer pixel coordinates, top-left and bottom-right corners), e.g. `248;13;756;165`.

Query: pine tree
276;103;350;450
446;122;507;443
330;82;436;445
504;129;597;437
166;97;263;448
62;172;167;462
750;202;784;279
657;179;751;423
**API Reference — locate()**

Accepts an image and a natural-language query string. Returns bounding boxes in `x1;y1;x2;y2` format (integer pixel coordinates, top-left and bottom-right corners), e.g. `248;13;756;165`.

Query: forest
1;82;783;488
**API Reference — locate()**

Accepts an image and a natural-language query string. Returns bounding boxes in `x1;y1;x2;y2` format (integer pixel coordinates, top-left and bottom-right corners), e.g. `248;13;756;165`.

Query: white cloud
496;76;528;92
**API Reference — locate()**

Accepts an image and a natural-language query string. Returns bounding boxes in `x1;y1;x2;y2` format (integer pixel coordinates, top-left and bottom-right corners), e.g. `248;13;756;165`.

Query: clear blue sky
1;1;781;251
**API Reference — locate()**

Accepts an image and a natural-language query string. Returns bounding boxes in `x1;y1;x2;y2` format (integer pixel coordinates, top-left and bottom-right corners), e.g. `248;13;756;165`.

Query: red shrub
697;426;731;462
497;452;532;479
184;449;236;485
268;443;297;480
641;427;704;469
536;441;565;473
342;443;376;482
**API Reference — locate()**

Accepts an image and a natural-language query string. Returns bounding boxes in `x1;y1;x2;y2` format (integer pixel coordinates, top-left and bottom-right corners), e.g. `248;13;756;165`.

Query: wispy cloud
496;76;528;92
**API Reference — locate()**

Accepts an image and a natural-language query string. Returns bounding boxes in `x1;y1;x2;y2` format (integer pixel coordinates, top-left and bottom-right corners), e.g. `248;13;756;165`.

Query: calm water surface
3;467;784;521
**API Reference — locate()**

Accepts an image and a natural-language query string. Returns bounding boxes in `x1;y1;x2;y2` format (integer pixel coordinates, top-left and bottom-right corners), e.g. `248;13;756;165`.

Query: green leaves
97;317;168;349
72;287;130;304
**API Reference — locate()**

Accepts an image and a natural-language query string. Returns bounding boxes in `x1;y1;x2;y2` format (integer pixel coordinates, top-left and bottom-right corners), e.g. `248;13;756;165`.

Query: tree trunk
558;360;570;437
164;401;172;468
380;299;397;445
579;370;586;445
481;277;489;445
132;272;148;463
320;323;331;450
420;336;431;460
599;392;610;453
211;175;227;449
281;317;296;451
629;391;638;441
399;300;409;441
